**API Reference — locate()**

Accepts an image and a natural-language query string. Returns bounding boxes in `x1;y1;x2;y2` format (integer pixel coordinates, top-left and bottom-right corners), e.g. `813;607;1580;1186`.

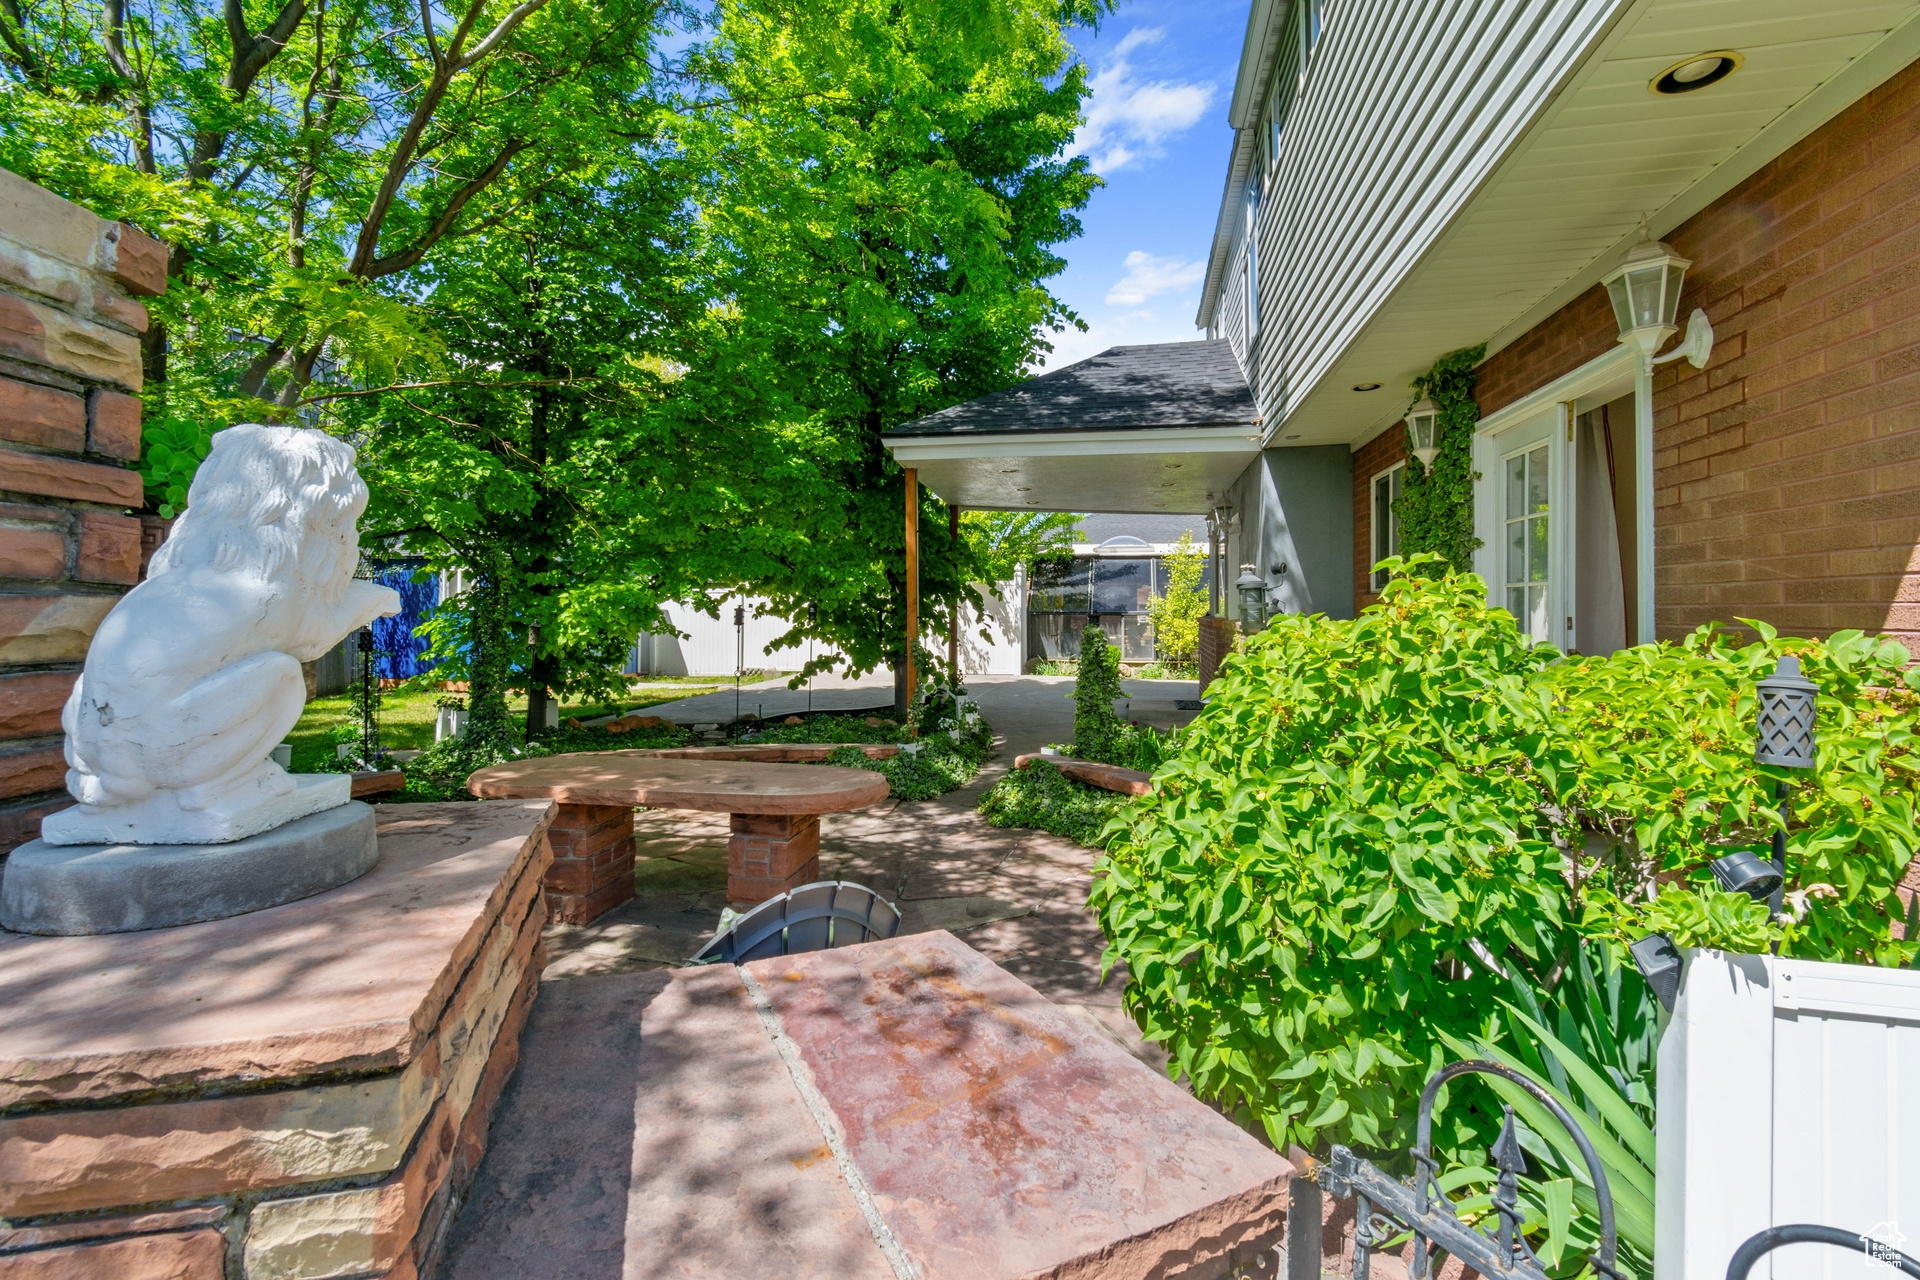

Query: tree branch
298;374;596;405
360;137;528;278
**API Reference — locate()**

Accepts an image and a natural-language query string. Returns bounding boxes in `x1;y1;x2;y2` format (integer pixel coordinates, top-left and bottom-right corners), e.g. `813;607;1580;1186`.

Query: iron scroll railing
1725;1225;1920;1280
1313;1059;1620;1280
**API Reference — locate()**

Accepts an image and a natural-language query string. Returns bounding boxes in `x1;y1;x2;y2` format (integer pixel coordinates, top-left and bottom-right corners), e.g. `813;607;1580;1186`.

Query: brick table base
545;803;635;925
727;812;819;906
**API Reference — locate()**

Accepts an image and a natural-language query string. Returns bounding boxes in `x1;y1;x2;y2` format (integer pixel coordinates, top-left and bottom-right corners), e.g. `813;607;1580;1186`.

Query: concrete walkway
437;676;1200;1280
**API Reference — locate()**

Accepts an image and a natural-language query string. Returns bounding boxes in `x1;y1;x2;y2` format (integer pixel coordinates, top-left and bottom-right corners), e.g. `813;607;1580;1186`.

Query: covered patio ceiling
883;340;1261;514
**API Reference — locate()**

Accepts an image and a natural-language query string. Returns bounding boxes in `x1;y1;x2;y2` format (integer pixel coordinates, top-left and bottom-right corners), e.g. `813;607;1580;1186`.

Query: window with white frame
1301;0;1327;65
1503;443;1551;641
1245;186;1261;337
1370;463;1404;591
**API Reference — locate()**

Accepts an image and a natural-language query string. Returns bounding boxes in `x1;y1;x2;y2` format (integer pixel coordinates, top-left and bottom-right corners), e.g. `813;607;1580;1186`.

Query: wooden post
948;504;960;682
905;468;918;718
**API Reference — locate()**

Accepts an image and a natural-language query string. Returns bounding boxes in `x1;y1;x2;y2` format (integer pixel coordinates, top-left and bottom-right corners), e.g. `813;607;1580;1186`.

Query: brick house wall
0;169;165;853
1474;55;1920;652
1351;423;1408;610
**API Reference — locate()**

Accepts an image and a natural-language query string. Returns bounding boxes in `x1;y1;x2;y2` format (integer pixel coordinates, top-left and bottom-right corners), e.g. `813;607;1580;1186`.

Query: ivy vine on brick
1395;343;1486;573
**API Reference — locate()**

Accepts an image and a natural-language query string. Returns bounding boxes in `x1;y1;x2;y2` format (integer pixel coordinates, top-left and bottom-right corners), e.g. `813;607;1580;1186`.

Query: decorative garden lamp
1235;564;1268;634
1405;398;1440;470
1750;655;1819;918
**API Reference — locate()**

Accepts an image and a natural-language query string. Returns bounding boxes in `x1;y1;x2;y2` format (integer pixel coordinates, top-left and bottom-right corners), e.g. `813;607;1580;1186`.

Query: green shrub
749;713;904;745
821;710;993;802
1090;556;1920;1159
978;759;1129;846
1073;627;1128;763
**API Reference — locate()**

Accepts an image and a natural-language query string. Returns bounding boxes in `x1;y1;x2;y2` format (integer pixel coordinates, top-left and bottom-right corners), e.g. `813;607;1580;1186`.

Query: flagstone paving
438;676;1202;1280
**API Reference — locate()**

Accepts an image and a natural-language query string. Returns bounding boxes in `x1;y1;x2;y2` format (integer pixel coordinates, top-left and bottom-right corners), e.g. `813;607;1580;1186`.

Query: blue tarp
371;567;440;679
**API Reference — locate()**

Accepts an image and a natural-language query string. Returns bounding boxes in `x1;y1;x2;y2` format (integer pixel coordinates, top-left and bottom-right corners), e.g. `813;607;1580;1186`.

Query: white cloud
1069;28;1215;175
1032;309;1205;373
1105;250;1206;306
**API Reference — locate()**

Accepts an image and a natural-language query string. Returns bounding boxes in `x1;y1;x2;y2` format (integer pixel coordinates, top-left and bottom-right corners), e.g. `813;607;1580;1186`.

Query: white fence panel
1657;951;1920;1280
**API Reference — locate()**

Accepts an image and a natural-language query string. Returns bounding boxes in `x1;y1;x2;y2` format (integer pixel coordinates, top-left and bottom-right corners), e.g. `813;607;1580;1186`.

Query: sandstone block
138;514;170;578
0;594;115;664
0;745;64;801
0;796;71;856
0;447;142;507
0;1229;224;1279
0;292;141;390
86;390;140;460
0;377;84;452
0;172;106;276
0;671;75;737
0;1205;225;1253
75;510;140;584
105;223;167;298
0;526;66;580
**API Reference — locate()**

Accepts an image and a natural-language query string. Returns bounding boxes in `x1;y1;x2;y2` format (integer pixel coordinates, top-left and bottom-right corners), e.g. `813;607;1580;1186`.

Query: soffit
1277;0;1920;450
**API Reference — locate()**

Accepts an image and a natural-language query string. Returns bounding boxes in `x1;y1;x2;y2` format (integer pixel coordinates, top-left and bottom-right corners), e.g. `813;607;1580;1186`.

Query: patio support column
905;467;919;719
1634;359;1656;645
948;504;960;681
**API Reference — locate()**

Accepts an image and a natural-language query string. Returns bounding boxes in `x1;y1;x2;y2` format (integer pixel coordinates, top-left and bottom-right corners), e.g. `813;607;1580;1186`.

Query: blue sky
1036;1;1252;371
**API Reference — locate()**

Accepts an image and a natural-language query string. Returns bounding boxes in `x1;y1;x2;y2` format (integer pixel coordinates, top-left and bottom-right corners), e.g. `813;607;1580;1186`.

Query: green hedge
978;759;1130;845
1090;556;1920;1157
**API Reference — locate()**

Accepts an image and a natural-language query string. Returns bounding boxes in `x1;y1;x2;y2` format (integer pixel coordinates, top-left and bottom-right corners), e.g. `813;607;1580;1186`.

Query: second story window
1302;0;1327;66
1245;186;1261;338
1371;462;1403;591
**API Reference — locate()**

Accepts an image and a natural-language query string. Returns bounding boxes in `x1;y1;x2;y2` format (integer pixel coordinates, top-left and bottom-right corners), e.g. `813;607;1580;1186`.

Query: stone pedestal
728;811;819;906
545;802;635;925
0;799;552;1280
0;801;378;935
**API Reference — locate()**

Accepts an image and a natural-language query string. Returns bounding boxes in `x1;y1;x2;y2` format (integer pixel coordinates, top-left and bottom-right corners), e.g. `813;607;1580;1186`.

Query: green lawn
286;683;721;772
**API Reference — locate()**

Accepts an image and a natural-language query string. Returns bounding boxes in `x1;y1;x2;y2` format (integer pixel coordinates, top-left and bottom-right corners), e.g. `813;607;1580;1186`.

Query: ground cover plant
979;759;1129;846
1091;555;1920;1172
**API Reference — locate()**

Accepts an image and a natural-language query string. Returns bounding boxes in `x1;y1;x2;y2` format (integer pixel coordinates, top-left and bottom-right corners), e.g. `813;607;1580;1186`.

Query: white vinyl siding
1207;0;1623;427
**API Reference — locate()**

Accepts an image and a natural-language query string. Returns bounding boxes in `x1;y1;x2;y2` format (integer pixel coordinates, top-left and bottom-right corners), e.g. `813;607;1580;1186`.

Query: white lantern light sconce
1405;398;1440;470
1603;221;1714;369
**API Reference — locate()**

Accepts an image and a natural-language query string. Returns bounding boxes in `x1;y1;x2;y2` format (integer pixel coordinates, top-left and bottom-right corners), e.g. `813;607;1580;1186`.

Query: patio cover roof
883;340;1262;514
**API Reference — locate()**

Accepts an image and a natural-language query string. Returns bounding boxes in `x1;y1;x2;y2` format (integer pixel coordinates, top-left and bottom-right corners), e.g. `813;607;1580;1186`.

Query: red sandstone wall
1476;56;1920;652
0;170;165;853
1351;424;1408;611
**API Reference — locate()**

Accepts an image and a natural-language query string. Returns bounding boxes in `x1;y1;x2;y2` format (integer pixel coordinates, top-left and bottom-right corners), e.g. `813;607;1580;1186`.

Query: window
1504;444;1551;641
1301;0;1327;65
1245;187;1261;337
1370;463;1404;591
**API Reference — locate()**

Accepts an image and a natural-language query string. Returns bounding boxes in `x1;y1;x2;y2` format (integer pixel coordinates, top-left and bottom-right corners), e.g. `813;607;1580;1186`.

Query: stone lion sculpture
40;425;400;846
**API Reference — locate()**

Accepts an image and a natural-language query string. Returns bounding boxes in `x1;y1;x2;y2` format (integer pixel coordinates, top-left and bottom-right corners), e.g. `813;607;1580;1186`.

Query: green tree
0;0;666;500
666;0;1105;712
961;510;1082;585
1147;530;1206;668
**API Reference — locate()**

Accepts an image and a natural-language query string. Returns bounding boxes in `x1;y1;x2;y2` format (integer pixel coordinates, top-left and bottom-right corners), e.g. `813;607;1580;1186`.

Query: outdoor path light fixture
1636;656;1819;1006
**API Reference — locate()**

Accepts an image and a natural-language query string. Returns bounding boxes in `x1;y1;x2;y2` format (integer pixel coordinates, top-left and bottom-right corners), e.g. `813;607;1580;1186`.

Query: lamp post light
1235;564;1268;634
1405;398;1440;470
1754;655;1819;919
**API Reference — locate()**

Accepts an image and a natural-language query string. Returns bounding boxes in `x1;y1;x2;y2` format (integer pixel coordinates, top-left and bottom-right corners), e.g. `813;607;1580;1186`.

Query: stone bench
1012;753;1153;796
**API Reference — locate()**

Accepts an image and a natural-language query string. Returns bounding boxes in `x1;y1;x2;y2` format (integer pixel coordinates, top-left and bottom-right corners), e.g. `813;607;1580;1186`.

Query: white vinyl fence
634;582;1024;679
1658;949;1920;1280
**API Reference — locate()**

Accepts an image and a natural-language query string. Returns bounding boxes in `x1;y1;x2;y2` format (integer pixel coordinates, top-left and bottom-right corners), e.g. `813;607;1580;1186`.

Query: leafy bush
1073;627;1128;763
1091;557;1920;1158
748;713;905;745
978;758;1129;846
1147;531;1208;666
821;709;993;802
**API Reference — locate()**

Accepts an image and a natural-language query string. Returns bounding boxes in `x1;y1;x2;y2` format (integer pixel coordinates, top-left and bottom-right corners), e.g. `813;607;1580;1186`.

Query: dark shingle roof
887;340;1255;437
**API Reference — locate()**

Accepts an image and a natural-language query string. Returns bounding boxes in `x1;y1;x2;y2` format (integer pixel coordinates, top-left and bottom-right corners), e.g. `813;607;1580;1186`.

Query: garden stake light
1755;655;1818;918
734;602;745;722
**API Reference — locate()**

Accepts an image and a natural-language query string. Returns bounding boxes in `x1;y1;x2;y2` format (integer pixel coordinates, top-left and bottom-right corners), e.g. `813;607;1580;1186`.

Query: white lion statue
39;425;400;846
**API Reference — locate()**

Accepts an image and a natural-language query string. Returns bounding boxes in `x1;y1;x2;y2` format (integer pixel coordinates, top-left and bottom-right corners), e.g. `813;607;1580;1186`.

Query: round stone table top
466;752;891;815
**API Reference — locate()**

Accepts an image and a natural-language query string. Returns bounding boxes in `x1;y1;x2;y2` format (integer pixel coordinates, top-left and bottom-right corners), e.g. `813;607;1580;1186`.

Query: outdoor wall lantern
1405;398;1440;470
1604;231;1690;357
1754;655;1819;917
1235;564;1268;633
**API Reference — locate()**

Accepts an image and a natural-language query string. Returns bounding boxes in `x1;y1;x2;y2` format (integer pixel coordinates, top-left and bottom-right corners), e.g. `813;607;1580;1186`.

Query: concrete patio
436;676;1202;1279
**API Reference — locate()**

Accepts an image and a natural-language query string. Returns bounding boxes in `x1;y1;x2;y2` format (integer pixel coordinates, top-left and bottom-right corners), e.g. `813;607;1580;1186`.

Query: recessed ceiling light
1652;51;1742;95
1001;468;1019;474
1016;486;1031;492
1352;382;1382;392
1163;462;1183;469
1285;434;1302;440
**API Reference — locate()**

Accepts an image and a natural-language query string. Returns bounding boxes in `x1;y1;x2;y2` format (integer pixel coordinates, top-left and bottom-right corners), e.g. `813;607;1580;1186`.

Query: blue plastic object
691;881;902;964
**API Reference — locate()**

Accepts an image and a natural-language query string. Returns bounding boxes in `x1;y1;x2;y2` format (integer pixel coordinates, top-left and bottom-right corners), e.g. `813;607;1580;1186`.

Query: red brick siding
1475;55;1920;653
1352;424;1409;610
